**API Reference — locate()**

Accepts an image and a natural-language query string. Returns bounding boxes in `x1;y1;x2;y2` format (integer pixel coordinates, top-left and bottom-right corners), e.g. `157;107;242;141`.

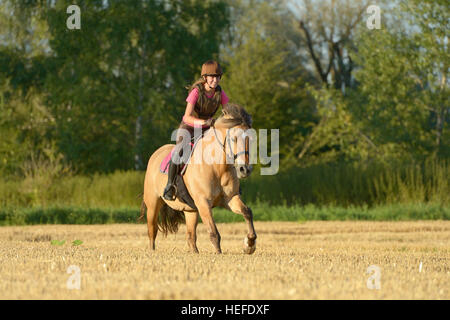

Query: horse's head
214;103;253;179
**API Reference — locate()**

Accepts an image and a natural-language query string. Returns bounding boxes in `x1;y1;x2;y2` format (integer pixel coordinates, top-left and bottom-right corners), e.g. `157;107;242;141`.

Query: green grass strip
0;202;448;226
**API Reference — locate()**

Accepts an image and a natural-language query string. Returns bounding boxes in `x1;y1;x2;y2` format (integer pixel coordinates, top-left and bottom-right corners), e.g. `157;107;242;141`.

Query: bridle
212;125;250;164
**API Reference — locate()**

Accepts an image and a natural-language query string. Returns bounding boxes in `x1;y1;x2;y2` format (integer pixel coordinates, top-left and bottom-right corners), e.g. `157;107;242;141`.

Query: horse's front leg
184;211;199;253
228;195;257;254
197;200;222;254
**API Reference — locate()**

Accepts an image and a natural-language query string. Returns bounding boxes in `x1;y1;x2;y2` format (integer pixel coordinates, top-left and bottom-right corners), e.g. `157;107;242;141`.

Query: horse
139;103;257;254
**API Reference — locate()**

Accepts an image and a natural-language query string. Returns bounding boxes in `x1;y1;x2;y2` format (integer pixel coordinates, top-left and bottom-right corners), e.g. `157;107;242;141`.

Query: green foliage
240;158;450;207
351;0;449;161
0;0;230;173
49;239;84;246
0;159;448;210
221;0;315;168
72;240;83;246
0;79;60;175
43;0;230;172
50;240;66;246
0;202;447;226
0;206;138;225
286;85;377;167
1;0;448;174
0;170;143;208
0;0;448;224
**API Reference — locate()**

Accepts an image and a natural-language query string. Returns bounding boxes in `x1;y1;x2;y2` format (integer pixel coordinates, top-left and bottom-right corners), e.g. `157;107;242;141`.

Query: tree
221;0;315;169
291;0;371;91
0;1;57;175
290;85;377;166
0;0;230;173
0;78;58;175
352;0;449;161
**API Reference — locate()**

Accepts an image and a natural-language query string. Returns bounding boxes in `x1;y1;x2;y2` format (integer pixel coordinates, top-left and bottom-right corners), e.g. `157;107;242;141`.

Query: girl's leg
163;145;182;200
163;126;192;200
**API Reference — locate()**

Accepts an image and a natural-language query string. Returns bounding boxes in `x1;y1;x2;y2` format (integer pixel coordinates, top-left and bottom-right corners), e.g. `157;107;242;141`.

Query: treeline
0;0;448;182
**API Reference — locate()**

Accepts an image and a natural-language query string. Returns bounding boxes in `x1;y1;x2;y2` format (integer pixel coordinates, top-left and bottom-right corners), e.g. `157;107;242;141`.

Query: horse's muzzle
237;164;252;178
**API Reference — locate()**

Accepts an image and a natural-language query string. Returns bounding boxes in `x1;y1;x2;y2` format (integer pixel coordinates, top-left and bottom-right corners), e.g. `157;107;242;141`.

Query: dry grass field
0;221;448;300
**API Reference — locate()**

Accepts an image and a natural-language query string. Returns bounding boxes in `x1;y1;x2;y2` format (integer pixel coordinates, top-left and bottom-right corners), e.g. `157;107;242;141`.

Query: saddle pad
159;142;194;175
160;148;175;174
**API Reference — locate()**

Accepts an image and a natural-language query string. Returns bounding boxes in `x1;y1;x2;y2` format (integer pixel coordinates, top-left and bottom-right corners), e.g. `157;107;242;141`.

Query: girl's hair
186;78;206;93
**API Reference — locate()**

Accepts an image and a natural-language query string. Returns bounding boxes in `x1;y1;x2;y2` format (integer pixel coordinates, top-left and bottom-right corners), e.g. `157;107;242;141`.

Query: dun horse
140;103;257;254
141;104;256;254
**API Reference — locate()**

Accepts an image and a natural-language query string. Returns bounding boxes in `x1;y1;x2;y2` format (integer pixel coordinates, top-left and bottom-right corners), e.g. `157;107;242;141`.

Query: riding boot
163;159;179;200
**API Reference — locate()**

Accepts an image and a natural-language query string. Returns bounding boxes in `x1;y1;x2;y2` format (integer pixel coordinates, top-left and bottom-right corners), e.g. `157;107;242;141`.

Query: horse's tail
158;203;185;236
138;199;147;223
137;196;185;235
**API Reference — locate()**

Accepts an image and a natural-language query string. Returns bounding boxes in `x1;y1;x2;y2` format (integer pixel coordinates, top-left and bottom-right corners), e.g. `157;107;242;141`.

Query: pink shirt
186;87;229;106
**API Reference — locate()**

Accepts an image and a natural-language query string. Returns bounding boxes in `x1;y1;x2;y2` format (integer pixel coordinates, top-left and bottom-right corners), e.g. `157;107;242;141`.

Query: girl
163;60;229;200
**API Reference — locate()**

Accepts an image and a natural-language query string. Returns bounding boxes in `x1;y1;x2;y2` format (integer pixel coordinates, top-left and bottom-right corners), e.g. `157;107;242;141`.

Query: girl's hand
204;118;215;127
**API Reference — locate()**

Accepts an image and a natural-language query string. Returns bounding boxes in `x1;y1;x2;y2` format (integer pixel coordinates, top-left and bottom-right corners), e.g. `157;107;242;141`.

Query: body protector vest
192;84;222;120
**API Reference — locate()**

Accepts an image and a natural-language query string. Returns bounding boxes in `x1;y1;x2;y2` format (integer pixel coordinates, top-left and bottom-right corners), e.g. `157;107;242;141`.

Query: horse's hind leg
184;211;199;253
145;196;163;251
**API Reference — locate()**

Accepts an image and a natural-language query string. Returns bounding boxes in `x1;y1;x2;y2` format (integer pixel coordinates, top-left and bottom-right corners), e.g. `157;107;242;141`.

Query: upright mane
215;103;252;128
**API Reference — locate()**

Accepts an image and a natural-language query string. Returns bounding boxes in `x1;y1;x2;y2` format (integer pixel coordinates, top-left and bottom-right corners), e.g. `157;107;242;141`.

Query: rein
212;125;249;163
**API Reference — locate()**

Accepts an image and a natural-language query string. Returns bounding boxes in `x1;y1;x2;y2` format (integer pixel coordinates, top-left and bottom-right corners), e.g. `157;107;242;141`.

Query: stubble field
0;220;448;299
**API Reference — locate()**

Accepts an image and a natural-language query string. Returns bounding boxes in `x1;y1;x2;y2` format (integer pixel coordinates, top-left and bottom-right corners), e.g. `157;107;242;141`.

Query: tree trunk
134;26;147;170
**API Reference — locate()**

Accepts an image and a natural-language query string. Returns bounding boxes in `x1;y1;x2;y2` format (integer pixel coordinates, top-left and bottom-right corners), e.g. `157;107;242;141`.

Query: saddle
159;137;203;210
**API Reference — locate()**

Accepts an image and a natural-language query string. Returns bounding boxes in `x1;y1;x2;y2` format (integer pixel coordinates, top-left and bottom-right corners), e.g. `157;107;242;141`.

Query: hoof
243;237;256;255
